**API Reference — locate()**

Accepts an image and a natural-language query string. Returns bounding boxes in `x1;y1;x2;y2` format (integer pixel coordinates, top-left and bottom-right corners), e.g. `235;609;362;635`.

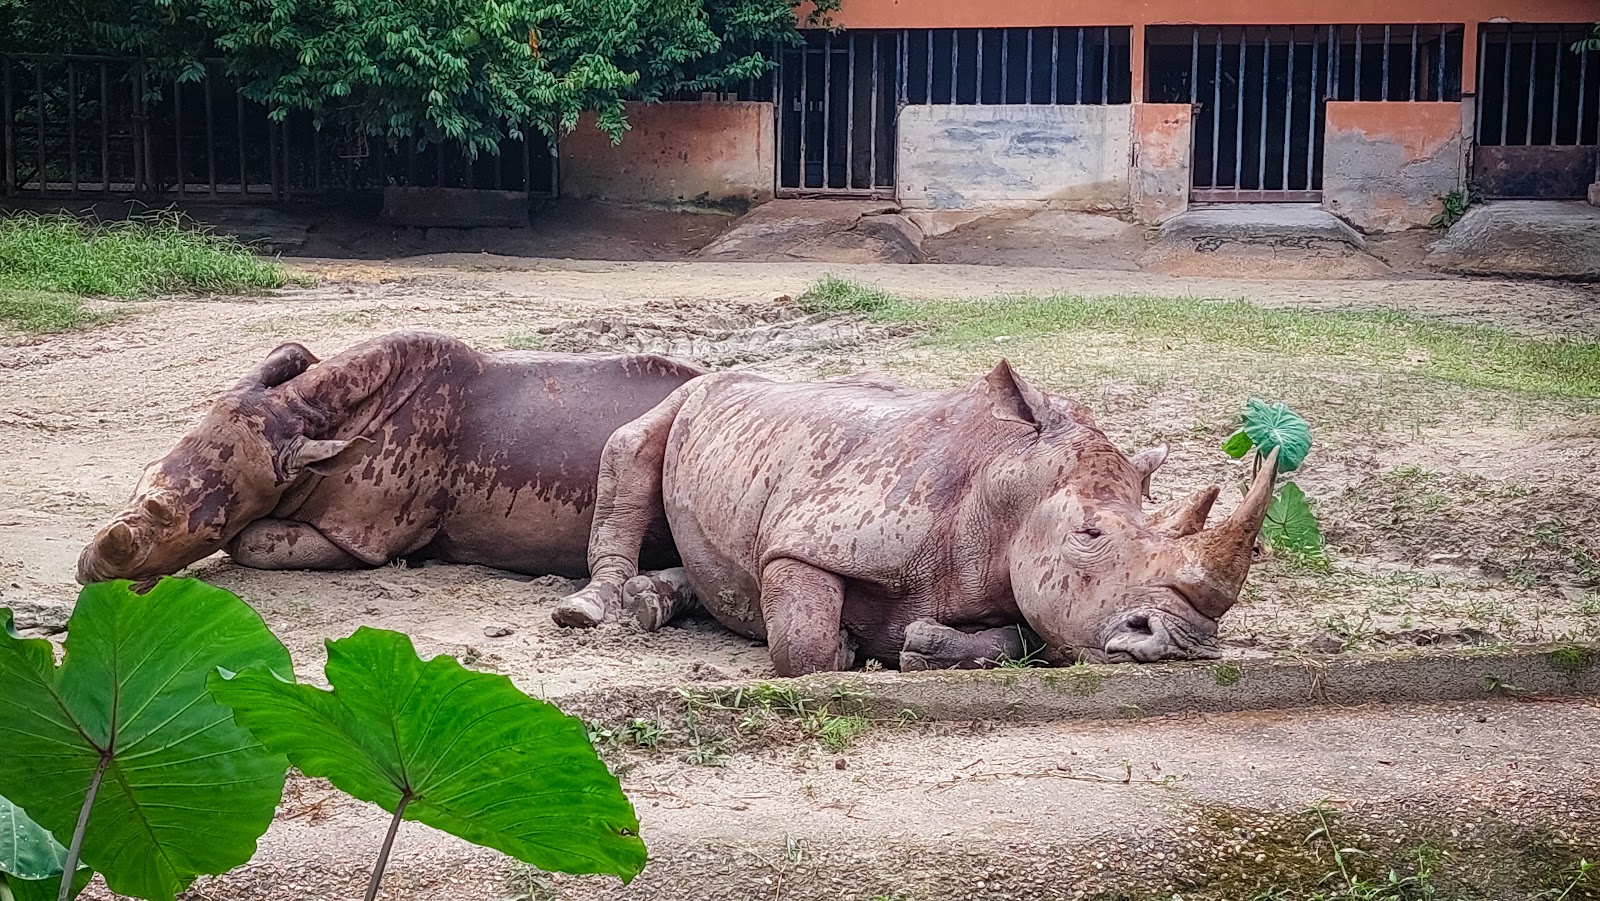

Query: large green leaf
210;627;646;883
0;579;292;901
0;794;88;901
1241;399;1313;473
1263;481;1325;557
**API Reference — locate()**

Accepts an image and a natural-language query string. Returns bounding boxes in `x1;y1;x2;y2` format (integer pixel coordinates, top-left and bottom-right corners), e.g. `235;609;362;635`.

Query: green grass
800;276;1600;399
0;212;297;333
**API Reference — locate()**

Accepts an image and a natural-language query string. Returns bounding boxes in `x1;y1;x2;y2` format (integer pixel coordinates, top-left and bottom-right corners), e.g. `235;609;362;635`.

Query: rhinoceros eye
1077;527;1104;540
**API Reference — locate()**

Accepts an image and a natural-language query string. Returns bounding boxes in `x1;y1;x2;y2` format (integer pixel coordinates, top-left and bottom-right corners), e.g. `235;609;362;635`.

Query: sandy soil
2;257;1597;900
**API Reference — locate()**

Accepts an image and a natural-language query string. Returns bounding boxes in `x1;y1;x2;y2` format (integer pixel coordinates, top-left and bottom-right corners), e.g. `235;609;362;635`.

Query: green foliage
0;579;292;901
1236;399;1313;473
0;795;90;901
0;213;290;298
1263;482;1326;560
2;0;838;155
799;276;902;315
1430;184;1483;229
1572;24;1600;53
0;291;117;334
209;627;646;887
1212;662;1243;687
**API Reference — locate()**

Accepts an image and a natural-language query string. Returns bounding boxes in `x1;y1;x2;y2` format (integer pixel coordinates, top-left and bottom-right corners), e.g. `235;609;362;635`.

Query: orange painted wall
819;0;1595;27
560;102;775;204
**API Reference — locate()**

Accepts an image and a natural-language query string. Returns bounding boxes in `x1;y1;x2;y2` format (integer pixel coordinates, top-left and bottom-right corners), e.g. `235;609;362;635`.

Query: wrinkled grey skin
554;361;1277;676
78;330;703;584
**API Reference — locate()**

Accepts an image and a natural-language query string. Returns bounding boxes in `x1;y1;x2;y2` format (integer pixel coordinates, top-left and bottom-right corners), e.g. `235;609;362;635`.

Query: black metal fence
1473;24;1598;198
1;53;556;200
1148;24;1464;201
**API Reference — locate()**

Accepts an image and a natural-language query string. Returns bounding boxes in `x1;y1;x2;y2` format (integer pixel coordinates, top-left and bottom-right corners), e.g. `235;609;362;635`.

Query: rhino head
983;361;1276;663
76;343;371;584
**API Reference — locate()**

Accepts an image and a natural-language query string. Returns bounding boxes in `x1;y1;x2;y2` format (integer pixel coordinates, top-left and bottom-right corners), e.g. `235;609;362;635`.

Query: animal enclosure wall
895;104;1132;209
559;102;775;206
1322;102;1465;231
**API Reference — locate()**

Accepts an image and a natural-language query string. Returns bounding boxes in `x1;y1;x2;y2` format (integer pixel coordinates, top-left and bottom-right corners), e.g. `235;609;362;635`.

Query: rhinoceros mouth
1097;605;1221;663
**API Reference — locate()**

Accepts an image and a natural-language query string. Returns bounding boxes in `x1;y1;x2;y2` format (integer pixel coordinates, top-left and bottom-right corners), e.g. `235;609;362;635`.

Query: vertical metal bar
1551;26;1563;144
237;92;247;194
268;117;280;199
99;63;109;192
847;35;855;189
133;63;145;192
524;135;532;192
36;63;46;191
1409;25;1418;100
494;146;503;190
1260;31;1270;190
1102;27;1110;103
1526;27;1537;145
1001;29;1009;102
821;32;831;187
952;28;959;103
1579;36;1590;145
2;57;11;195
1474;28;1485;143
1076;28;1086;102
1189;29;1198;104
1326;26;1334;100
871;33;880;188
1284;32;1294;191
976;28;984;102
67;61;78;196
1308;34;1319;189
204;69;216;195
312;124;322;190
1437;24;1447;101
926;28;933;102
1212;27;1221;187
1025;28;1034;103
899;30;908;106
799;39;809;185
176;78;184;197
1500;26;1511;144
1052;27;1061;104
1234;27;1245;191
1333;26;1342;101
1382;25;1390;101
1355;26;1363;101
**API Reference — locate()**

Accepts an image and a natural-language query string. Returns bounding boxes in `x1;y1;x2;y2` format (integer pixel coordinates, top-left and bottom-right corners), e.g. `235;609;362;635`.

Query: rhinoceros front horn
1180;446;1280;618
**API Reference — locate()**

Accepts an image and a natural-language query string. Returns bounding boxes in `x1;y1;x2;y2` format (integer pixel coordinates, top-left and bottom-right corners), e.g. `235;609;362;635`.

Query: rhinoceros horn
1178;446;1280;618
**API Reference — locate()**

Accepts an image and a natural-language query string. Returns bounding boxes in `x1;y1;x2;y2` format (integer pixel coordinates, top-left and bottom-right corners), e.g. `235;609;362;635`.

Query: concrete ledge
1426;201;1600;280
563;644;1600;723
381;186;530;228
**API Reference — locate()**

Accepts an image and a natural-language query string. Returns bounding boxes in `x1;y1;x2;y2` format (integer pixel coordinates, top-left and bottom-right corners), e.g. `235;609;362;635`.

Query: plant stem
59;753;110;901
363;793;411;901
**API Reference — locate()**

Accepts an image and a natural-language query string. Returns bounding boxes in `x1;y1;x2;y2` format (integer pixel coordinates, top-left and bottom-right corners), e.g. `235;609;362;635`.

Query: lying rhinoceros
77;330;704;584
552;361;1277;675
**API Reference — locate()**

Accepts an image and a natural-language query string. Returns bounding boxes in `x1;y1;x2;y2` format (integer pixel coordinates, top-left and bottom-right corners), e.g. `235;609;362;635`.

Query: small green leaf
1221;430;1255;459
0;579;291;901
0;794;67;883
1;868;91;901
210;627;646;883
1262;481;1324;557
1241;399;1313;473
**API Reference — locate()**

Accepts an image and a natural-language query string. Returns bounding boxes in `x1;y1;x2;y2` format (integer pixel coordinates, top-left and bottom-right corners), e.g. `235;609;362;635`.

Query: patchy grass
0;289;118;333
0;212;299;333
803;278;1600;400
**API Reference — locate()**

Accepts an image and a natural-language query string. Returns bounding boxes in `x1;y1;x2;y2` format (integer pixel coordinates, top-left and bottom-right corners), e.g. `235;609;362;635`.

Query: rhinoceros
77;330;704;585
552;362;1278;675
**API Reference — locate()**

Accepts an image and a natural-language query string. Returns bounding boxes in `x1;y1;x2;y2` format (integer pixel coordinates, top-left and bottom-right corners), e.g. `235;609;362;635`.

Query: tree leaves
1236;398;1313;473
0;579;292;901
210;627;647;884
1262;482;1325;559
0;794;89;901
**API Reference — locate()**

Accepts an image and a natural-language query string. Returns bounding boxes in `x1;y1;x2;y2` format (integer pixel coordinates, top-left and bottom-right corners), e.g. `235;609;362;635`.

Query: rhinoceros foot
552;583;620;628
623;568;698;632
899;619;1030;671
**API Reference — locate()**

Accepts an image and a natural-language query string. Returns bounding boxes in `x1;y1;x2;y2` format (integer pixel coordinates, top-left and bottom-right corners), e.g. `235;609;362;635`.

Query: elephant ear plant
209;627;647;901
1222;399;1325;562
0;578;645;901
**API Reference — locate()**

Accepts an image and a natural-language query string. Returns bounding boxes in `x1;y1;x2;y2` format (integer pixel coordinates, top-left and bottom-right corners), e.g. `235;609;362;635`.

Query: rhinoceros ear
286;436;373;478
237;343;319;391
984;359;1052;430
1129;445;1168;500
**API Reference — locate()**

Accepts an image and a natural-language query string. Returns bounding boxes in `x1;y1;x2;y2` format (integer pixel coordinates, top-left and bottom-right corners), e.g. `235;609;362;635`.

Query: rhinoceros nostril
1124;614;1152;636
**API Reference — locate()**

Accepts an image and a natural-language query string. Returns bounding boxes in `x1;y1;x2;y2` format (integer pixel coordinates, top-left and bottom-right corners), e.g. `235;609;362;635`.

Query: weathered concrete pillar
1321;101;1464;233
1130;103;1190;225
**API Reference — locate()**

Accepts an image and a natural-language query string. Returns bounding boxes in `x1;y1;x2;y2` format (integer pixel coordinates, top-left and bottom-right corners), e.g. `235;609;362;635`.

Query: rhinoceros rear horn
1181;447;1279;617
236;343;319;391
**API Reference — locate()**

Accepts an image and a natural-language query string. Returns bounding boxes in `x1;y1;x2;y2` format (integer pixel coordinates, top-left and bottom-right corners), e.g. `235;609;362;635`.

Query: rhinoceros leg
623;567;698;632
553;382;694;629
898;619;1031;671
762;558;857;677
227;519;366;570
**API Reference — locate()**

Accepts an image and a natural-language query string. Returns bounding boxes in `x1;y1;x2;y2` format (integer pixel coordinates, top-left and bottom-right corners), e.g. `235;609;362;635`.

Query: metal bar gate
1149;25;1463;202
1474;23;1599;199
776;27;1132;197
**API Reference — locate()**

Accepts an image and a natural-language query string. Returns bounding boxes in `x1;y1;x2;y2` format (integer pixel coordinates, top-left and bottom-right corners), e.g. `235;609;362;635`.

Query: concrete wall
896;104;1132;211
1322;101;1464;233
559;101;773;206
1130;103;1190;224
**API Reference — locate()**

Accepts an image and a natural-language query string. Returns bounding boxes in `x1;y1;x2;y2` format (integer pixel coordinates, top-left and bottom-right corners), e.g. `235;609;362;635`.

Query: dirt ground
2;252;1598;899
